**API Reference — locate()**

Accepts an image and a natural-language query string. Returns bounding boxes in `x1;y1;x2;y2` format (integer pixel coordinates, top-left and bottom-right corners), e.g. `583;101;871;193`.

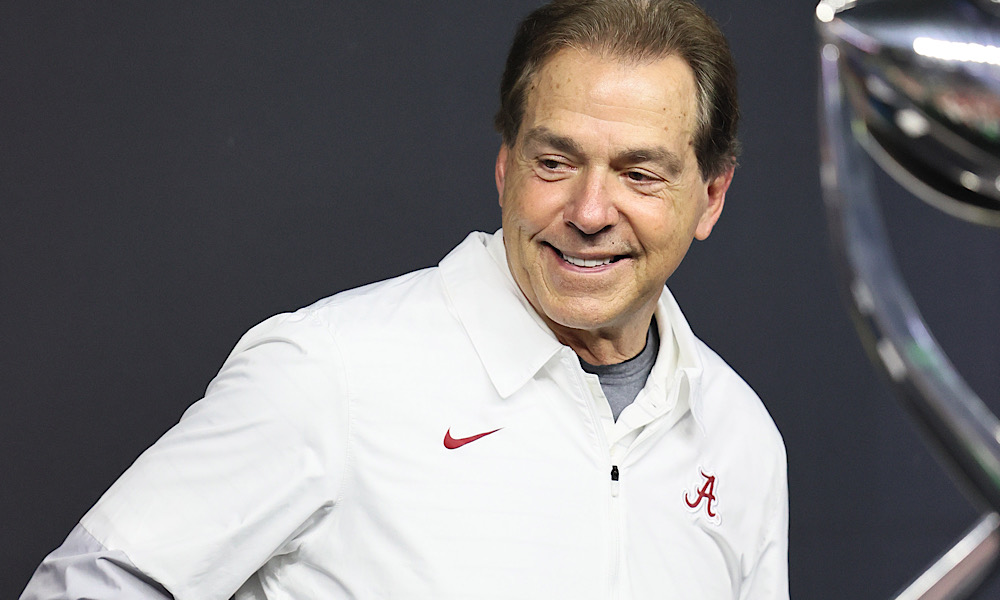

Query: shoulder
694;339;785;461
219;263;472;400
201;271;451;424
233;266;448;351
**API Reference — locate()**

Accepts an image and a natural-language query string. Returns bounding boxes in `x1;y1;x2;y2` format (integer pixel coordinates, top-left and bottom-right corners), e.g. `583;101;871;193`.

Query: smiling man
497;48;731;366
22;1;787;599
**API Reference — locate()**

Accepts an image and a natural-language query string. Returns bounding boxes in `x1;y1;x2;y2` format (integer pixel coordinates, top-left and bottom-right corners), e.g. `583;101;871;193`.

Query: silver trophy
816;0;1000;597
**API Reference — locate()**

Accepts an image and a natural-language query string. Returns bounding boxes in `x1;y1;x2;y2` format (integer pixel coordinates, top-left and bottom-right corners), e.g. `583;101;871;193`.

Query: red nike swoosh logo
443;428;502;449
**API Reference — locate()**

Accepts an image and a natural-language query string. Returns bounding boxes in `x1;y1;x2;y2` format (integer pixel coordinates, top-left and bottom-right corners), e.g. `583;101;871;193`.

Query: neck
549;313;656;365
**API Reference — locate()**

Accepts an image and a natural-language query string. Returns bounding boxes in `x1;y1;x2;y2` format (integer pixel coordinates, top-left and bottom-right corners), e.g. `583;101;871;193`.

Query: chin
541;300;623;332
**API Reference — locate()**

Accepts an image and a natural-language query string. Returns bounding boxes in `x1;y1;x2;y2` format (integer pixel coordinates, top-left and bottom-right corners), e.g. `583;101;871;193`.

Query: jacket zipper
609;464;622;599
571;362;623;598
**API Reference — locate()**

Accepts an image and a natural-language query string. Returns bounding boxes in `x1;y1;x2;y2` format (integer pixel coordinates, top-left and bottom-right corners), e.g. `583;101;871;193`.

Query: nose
564;170;619;236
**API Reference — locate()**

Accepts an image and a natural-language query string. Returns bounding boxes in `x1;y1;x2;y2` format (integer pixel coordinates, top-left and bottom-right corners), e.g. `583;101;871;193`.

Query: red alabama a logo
685;470;719;521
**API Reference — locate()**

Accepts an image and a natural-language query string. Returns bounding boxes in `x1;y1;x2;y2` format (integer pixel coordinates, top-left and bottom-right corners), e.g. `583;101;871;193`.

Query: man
22;0;787;598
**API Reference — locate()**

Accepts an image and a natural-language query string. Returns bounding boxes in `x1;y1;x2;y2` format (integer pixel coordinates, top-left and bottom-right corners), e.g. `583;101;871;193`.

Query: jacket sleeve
75;309;350;600
739;442;789;600
20;523;174;600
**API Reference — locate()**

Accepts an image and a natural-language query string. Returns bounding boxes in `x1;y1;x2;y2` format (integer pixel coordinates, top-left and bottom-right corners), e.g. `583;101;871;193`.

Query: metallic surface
819;0;1000;226
892;513;1000;600
817;0;1000;596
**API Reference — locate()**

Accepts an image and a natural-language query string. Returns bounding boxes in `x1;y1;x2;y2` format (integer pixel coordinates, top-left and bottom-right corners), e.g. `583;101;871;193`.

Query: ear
694;164;734;241
495;144;510;207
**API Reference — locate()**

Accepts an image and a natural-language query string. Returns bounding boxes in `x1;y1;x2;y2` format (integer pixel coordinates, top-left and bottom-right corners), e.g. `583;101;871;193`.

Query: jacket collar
439;230;707;430
650;287;707;432
438;231;564;398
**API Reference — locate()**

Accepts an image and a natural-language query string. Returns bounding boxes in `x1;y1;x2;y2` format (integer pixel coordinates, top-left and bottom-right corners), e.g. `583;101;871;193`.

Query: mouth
546;243;629;268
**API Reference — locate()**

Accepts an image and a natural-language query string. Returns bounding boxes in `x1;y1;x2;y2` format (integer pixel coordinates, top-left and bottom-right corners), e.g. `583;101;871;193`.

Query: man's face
496;48;733;356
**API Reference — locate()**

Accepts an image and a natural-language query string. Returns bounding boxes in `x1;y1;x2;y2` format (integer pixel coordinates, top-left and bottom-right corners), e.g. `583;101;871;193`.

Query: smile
556;248;627;268
561;253;614;268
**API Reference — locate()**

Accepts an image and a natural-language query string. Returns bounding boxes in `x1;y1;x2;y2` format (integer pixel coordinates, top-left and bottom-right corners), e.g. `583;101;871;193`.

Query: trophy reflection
817;0;1000;598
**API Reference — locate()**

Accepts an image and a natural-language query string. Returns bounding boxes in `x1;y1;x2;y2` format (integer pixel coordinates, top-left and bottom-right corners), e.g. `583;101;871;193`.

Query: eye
533;156;574;181
625;170;655;183
621;169;667;192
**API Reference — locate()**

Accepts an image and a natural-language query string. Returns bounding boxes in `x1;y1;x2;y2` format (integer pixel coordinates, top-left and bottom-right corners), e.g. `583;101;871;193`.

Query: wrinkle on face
496;48;728;364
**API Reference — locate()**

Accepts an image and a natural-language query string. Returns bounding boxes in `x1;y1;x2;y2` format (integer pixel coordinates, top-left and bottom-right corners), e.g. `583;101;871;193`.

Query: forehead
520;48;699;148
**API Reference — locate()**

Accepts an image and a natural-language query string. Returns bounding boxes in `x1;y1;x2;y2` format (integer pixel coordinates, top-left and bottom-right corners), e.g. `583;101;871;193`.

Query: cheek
639;187;704;239
629;207;695;269
504;181;562;230
630;204;675;244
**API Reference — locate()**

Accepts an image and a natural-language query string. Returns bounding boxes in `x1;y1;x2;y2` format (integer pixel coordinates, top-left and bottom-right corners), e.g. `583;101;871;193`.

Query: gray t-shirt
579;321;659;421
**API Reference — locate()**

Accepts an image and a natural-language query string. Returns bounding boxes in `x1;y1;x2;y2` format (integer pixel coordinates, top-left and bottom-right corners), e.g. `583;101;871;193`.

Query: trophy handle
892;513;1000;600
818;8;1000;598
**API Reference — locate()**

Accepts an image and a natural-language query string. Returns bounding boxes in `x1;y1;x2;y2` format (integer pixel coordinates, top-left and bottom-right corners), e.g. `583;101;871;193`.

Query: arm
739;444;790;600
20;523;173;600
28;310;349;600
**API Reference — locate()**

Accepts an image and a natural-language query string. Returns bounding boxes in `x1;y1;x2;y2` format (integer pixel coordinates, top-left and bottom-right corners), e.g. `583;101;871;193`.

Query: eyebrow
521;126;684;178
522;127;584;157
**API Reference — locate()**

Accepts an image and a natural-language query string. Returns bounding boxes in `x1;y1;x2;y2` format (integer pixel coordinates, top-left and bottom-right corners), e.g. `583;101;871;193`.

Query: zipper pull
610;465;620;497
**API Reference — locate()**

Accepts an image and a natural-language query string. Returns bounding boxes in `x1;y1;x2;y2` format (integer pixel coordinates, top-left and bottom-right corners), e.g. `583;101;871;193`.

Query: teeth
562;253;613;268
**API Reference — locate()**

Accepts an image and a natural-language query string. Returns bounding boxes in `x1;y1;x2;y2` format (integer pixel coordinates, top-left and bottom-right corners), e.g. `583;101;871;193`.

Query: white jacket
79;230;788;599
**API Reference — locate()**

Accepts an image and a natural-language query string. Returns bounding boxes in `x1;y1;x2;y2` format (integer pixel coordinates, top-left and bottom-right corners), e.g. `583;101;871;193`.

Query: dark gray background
4;1;1000;598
